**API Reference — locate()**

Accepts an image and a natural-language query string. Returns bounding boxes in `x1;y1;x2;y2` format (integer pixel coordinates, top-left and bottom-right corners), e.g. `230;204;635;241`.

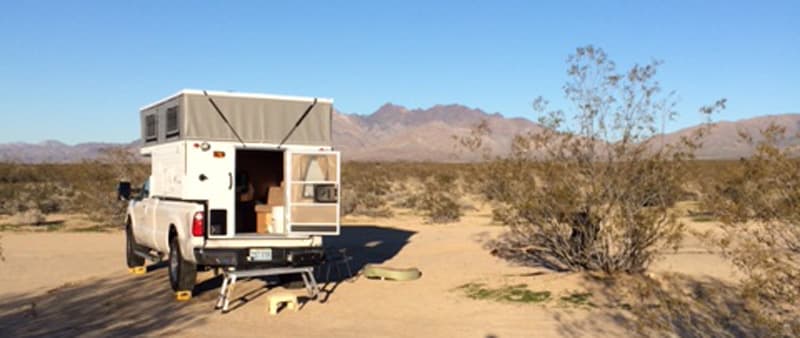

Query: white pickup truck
118;90;341;294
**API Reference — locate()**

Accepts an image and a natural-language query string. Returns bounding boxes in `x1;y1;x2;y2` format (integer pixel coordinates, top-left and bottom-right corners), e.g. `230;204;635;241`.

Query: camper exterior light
192;212;205;237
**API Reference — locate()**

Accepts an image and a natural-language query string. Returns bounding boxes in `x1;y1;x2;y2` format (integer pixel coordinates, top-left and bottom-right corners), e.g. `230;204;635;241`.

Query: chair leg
325;262;333;282
334;263;342;280
345;259;354;279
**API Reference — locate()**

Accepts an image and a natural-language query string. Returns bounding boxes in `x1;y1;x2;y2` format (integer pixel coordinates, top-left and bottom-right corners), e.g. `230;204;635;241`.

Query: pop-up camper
120;90;340;305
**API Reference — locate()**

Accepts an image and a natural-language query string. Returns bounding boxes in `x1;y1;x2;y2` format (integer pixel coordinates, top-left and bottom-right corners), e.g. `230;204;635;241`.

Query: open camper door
285;150;341;236
199;143;237;238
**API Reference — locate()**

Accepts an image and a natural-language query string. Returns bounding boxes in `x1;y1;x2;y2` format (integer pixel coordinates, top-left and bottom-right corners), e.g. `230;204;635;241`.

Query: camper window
145;114;158;142
166;106;179;138
302;156;327;197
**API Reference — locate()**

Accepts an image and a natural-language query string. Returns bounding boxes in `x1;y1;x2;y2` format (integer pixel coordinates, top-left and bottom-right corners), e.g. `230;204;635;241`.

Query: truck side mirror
117;181;132;201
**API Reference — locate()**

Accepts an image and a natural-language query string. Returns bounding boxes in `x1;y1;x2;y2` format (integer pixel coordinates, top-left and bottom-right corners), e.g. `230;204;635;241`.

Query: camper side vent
166;106;179;138
145;114;158;142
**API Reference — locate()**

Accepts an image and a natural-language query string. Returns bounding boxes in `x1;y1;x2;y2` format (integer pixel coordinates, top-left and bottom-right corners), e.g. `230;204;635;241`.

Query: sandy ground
0;210;740;338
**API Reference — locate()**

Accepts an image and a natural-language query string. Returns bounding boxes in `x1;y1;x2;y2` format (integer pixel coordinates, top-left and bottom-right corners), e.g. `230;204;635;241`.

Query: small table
215;266;319;313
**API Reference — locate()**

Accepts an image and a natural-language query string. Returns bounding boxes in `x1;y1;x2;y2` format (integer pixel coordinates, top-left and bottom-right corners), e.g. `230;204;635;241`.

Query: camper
119;89;340;295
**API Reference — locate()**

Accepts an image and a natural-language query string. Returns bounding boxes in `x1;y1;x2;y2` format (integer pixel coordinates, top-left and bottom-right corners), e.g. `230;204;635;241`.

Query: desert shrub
340;163;393;217
339;187;359;215
0;163;74;216
350;191;393;217
394;192;420;209
15;208;45;225
417;173;463;223
24;182;68;214
701;125;800;335
464;46;723;273
71;148;148;227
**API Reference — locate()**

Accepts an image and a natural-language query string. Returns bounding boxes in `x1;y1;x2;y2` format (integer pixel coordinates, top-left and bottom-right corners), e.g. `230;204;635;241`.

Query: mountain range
0;104;797;163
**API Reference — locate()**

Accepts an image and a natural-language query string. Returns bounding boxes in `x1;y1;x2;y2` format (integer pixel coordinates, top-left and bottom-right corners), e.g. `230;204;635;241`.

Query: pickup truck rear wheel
126;224;145;268
168;236;197;292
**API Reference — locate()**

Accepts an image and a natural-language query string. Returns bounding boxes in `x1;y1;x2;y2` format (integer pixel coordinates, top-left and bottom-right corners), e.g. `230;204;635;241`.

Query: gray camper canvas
140;89;334;146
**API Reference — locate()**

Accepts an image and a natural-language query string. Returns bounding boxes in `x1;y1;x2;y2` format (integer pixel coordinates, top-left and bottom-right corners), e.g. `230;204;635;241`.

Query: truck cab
121;89;340;294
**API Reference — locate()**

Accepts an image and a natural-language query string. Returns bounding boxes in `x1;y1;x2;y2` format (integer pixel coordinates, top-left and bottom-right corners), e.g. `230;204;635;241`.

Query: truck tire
126;223;145;268
168;236;197;292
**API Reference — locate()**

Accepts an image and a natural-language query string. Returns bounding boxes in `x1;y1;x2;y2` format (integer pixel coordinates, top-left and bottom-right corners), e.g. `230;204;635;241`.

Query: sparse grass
686;207;717;223
44;222;65;232
0;221;65;232
559;291;595;308
68;225;112;233
456;281;602;310
456;282;551;304
690;215;716;223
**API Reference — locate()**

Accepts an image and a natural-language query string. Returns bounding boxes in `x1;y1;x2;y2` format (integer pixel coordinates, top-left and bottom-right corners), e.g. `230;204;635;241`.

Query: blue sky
1;0;798;144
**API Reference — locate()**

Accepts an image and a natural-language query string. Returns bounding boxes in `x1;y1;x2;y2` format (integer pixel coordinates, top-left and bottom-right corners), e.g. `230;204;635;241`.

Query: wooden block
128;266;146;275
267;293;298;315
175;290;192;301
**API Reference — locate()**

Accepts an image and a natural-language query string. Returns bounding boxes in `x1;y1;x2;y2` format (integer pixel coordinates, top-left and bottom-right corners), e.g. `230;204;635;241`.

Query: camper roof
140;89;333;111
140;89;334;147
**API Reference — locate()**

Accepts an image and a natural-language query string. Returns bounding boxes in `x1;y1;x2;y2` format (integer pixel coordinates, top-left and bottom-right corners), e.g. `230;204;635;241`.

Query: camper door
189;142;236;238
285;150;341;236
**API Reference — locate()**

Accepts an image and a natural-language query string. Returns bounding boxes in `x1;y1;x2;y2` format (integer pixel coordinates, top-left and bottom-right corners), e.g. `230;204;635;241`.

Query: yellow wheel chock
175;291;192;301
128;266;146;275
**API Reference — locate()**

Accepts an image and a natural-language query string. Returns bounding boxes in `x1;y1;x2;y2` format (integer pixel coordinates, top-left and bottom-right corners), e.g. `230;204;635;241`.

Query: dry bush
14;208;45;225
71;148;148;227
417;173;463;223
0;163;73;216
341;162;473;221
465;46;723;273
340;163;393;217
701;125;800;335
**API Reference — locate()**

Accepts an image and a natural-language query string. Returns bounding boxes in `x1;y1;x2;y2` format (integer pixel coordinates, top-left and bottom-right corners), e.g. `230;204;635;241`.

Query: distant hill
658;113;800;159
0;106;797;163
333;103;541;161
0;140;141;163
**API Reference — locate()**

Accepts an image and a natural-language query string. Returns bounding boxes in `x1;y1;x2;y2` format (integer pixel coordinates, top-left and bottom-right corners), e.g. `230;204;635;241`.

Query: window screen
145;114;157;142
166;106;179;138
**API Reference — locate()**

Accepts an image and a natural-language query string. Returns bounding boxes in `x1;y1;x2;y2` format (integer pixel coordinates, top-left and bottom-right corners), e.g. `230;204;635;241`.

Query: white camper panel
184;142;236;238
145;142;186;198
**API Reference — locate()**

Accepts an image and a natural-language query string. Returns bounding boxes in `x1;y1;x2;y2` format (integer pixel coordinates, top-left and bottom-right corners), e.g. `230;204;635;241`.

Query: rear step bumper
194;247;324;268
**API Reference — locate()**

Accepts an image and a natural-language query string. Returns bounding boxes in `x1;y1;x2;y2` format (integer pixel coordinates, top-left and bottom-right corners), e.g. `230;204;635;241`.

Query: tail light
192;211;205;237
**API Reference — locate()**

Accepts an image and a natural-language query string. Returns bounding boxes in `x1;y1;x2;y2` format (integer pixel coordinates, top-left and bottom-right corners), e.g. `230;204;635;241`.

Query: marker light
191;211;204;237
213;151;225;158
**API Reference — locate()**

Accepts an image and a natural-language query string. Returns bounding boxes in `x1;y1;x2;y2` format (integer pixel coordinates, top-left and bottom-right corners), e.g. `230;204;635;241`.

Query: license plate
249;248;272;262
